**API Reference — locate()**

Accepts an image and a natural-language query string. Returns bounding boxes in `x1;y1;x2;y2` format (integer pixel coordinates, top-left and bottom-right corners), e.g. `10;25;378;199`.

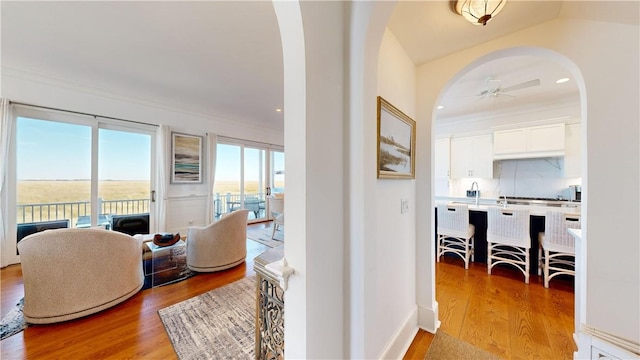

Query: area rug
158;276;256;360
0;298;27;341
247;226;283;247
425;330;501;360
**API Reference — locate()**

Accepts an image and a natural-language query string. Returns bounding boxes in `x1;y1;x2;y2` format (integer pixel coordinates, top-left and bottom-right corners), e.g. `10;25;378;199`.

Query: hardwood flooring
404;256;576;360
1;228;575;360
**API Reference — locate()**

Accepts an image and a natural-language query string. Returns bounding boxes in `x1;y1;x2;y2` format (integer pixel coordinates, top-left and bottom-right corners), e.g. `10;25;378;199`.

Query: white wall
373;28;417;358
275;1;346;358
418;16;639;345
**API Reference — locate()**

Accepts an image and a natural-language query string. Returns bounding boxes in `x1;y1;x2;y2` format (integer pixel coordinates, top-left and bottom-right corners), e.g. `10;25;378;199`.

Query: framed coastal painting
171;132;203;184
377;96;416;179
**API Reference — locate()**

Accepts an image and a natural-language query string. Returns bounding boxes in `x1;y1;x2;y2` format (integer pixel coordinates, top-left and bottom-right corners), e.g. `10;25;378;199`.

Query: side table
254;245;285;360
144;239;188;287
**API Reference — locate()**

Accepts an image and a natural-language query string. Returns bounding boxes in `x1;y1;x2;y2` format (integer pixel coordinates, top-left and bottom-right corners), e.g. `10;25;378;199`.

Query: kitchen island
435;196;581;276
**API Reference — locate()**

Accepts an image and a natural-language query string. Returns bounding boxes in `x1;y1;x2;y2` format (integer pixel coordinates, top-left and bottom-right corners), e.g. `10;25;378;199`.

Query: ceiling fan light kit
456;0;507;26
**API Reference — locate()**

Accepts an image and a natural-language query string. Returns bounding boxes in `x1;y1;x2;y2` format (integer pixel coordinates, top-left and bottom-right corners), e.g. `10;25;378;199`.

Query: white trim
379;308;419;360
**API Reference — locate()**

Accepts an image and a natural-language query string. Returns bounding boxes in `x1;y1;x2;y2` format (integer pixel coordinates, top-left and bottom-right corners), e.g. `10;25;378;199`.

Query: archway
428;46;587;353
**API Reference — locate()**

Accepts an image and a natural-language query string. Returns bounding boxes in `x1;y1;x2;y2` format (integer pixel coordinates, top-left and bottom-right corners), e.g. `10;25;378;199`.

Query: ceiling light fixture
556;78;570;84
275;108;282;112
437;105;444;110
456;0;507;26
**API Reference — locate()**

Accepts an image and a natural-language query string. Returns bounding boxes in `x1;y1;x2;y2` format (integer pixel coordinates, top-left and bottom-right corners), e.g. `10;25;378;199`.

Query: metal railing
214;192;266;220
17;193;270;225
17;198;150;226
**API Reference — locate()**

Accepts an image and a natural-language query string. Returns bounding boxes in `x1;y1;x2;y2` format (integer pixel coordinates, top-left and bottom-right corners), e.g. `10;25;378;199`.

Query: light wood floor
404;256;576;360
1;229;575;360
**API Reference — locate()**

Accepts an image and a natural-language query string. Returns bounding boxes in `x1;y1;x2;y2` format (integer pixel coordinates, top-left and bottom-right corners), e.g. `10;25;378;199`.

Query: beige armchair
186;209;249;272
17;228;144;324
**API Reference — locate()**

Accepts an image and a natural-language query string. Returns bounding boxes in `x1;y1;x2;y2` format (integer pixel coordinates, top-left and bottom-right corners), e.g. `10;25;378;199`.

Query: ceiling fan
477;77;541;100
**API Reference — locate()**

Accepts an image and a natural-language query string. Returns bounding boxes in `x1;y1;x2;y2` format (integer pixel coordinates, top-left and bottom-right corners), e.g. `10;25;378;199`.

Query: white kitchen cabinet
434;138;451;196
450;134;493;178
564;123;581;178
435;138;450;179
493;123;565;160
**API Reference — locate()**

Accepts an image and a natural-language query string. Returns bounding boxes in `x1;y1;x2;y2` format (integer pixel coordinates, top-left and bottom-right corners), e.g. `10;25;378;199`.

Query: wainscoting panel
165;195;208;234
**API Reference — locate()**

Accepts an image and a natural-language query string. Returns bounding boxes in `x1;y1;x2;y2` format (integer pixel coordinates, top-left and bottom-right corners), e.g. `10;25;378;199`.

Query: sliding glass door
214;139;283;223
15;107;154;245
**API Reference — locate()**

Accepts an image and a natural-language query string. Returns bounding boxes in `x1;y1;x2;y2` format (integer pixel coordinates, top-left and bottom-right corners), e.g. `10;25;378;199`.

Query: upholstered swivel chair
186;209;249;272
487;207;531;284
17;228;144;324
436;204;475;269
538;211;580;288
268;196;284;240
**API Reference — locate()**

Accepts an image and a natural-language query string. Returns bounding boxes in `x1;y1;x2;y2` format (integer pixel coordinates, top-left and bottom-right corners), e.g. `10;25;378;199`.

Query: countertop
435;196;581;217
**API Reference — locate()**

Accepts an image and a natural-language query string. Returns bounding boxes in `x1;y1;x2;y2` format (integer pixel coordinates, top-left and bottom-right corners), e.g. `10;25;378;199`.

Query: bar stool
437;204;475;269
487;207;531;284
538;211;580;288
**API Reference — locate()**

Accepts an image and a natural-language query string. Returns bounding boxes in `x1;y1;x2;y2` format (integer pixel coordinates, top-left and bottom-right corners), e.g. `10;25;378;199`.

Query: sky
17;117;151;180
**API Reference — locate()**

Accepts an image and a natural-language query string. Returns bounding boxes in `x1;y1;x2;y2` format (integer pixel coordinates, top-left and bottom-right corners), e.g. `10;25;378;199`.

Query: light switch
401;198;409;213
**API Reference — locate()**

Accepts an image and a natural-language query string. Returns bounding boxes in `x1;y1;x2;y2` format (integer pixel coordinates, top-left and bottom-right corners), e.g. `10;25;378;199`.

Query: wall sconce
456;0;507;26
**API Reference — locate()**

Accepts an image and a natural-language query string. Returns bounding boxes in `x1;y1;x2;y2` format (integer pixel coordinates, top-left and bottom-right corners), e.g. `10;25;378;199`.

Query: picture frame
171;132;203;184
377;96;416;179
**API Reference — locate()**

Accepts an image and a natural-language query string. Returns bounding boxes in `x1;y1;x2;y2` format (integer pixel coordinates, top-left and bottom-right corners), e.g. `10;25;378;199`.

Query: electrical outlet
401;198;409;214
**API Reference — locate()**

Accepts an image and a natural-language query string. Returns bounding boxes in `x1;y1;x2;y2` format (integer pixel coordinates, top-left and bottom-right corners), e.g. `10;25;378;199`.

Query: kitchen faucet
471;181;479;206
501;194;508;209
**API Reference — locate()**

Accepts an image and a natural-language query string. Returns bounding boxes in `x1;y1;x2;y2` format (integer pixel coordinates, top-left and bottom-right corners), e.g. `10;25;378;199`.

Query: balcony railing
17;192;268;225
214;192;266;220
17;198;150;226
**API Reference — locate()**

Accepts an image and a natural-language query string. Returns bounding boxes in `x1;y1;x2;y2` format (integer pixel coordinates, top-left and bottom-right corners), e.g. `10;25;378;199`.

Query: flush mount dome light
456;0;507;26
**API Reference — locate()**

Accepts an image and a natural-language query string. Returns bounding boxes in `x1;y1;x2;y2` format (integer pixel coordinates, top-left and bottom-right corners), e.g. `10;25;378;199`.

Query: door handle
151;190;156;202
266;187;271;196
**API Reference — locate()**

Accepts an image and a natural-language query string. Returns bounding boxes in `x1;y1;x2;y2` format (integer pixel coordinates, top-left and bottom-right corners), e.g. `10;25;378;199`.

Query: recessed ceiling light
556;78;570;84
275;108;282;112
437;105;444;110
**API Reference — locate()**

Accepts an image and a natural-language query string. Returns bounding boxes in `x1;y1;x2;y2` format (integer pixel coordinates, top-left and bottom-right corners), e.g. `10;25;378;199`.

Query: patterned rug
0;298;27;341
158;276;256;359
425;330;502;359
246;226;283;247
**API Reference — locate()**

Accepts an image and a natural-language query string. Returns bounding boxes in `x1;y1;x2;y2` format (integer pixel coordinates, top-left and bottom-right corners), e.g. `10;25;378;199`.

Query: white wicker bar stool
487;207;531;284
538;211;581;288
437;204;475;269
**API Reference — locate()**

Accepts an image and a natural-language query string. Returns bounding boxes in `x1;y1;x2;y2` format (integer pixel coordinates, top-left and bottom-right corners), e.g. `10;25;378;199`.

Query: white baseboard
379;308;419;359
418;302;441;333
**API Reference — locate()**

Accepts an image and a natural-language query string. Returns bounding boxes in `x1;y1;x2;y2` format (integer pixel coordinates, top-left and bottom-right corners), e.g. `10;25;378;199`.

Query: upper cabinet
493;123;565;160
450;134;493;179
435;138;450;179
434;138;451;196
563;123;581;178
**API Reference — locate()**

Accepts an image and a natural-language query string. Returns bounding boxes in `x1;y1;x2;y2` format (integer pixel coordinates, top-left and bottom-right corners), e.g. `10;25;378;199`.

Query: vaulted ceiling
2;1;637;131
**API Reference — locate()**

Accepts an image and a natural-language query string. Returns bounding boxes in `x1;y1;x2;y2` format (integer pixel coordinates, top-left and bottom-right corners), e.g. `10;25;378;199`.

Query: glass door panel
271;150;285;195
213;143;242;219
98;128;152;233
244;147;266;222
16;117;92;243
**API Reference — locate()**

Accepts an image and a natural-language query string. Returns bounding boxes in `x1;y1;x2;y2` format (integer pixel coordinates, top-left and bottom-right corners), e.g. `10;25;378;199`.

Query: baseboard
418;302;441;333
379;308;419;359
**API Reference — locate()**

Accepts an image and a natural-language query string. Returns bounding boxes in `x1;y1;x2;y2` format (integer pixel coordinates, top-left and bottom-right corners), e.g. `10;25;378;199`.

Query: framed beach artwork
171;132;203;184
376;96;416;179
